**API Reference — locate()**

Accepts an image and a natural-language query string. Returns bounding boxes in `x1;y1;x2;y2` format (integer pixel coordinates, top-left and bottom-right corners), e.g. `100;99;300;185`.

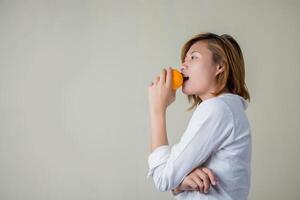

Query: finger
190;174;204;193
160;68;166;84
195;169;210;193
202;168;218;185
183;178;198;191
154;76;160;84
165;67;172;87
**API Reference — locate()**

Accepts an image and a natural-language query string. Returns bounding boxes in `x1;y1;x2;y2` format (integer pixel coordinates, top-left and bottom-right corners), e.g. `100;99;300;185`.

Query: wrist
172;187;183;195
150;107;166;115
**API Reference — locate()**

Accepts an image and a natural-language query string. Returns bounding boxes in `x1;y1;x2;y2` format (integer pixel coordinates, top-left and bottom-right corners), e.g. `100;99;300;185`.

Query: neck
198;88;230;101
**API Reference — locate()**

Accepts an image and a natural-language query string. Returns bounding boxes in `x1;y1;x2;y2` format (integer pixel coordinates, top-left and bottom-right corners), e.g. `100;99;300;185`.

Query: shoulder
196;98;232;116
185;97;235;140
191;98;234;124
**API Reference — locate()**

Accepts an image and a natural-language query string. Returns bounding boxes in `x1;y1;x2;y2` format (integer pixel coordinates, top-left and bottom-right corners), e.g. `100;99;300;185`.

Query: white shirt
147;93;252;200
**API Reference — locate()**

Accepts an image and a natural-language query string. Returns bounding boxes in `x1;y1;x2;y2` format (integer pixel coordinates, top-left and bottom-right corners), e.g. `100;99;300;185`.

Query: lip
183;78;189;85
181;72;189;79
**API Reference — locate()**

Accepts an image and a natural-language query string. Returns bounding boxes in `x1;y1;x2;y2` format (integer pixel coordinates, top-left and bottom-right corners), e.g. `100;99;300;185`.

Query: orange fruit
172;69;183;90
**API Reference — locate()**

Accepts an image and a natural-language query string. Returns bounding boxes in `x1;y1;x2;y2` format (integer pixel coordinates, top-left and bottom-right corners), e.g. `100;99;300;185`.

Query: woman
147;32;251;200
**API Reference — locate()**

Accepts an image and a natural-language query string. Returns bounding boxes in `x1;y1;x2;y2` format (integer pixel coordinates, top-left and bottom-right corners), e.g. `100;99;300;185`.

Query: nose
180;63;187;73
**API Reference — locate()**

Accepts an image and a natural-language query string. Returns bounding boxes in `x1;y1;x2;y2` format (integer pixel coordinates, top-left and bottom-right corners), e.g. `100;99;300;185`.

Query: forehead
187;40;209;54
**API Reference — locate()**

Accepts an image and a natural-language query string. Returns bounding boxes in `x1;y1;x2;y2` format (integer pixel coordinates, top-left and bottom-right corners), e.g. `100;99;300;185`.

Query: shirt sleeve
146;99;234;192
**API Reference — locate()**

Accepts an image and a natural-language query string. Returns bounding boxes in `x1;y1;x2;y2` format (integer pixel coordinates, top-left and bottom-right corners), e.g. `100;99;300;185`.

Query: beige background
0;0;299;199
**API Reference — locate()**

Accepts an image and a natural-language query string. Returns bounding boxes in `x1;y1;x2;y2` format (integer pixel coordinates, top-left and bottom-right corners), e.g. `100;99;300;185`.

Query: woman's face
180;40;222;98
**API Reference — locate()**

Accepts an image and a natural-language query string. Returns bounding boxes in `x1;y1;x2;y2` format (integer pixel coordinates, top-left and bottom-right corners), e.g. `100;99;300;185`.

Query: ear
215;64;224;76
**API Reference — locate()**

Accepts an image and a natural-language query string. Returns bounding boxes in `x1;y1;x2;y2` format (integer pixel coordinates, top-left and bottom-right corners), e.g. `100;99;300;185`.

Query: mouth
183;76;189;82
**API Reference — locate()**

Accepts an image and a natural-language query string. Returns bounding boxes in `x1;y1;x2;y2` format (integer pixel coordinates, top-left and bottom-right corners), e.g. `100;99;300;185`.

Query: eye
191;55;198;59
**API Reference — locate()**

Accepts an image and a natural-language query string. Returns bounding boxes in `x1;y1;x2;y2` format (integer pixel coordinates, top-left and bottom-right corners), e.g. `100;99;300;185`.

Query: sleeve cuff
170;189;186;199
147;145;171;178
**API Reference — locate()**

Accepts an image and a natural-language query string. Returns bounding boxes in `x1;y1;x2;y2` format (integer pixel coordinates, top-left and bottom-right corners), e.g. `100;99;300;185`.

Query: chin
181;87;195;96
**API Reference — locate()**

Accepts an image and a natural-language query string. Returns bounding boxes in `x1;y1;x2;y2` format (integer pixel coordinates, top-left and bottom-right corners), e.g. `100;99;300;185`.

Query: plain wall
0;0;299;199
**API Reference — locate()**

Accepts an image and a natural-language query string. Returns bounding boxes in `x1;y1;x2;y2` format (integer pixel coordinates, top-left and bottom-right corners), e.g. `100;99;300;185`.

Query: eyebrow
190;51;201;54
184;51;201;60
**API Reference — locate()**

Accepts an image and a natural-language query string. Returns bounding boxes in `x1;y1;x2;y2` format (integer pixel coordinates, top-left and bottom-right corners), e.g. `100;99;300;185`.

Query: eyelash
184;55;198;63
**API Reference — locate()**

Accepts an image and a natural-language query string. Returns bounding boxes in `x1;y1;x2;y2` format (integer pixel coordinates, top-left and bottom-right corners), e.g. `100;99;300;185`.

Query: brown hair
181;32;251;111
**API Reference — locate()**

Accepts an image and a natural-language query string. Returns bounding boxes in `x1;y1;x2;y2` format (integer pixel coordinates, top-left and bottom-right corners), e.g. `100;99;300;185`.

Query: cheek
195;65;210;81
194;66;214;86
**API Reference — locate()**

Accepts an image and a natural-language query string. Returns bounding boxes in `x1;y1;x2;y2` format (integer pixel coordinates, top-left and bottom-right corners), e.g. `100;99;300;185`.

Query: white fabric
147;93;251;200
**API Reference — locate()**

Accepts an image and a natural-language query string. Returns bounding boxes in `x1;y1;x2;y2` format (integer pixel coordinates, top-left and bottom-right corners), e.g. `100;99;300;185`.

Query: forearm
150;109;169;152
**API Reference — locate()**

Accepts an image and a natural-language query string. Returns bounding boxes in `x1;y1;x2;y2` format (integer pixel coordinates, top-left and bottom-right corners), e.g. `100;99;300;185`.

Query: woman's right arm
147;100;233;192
